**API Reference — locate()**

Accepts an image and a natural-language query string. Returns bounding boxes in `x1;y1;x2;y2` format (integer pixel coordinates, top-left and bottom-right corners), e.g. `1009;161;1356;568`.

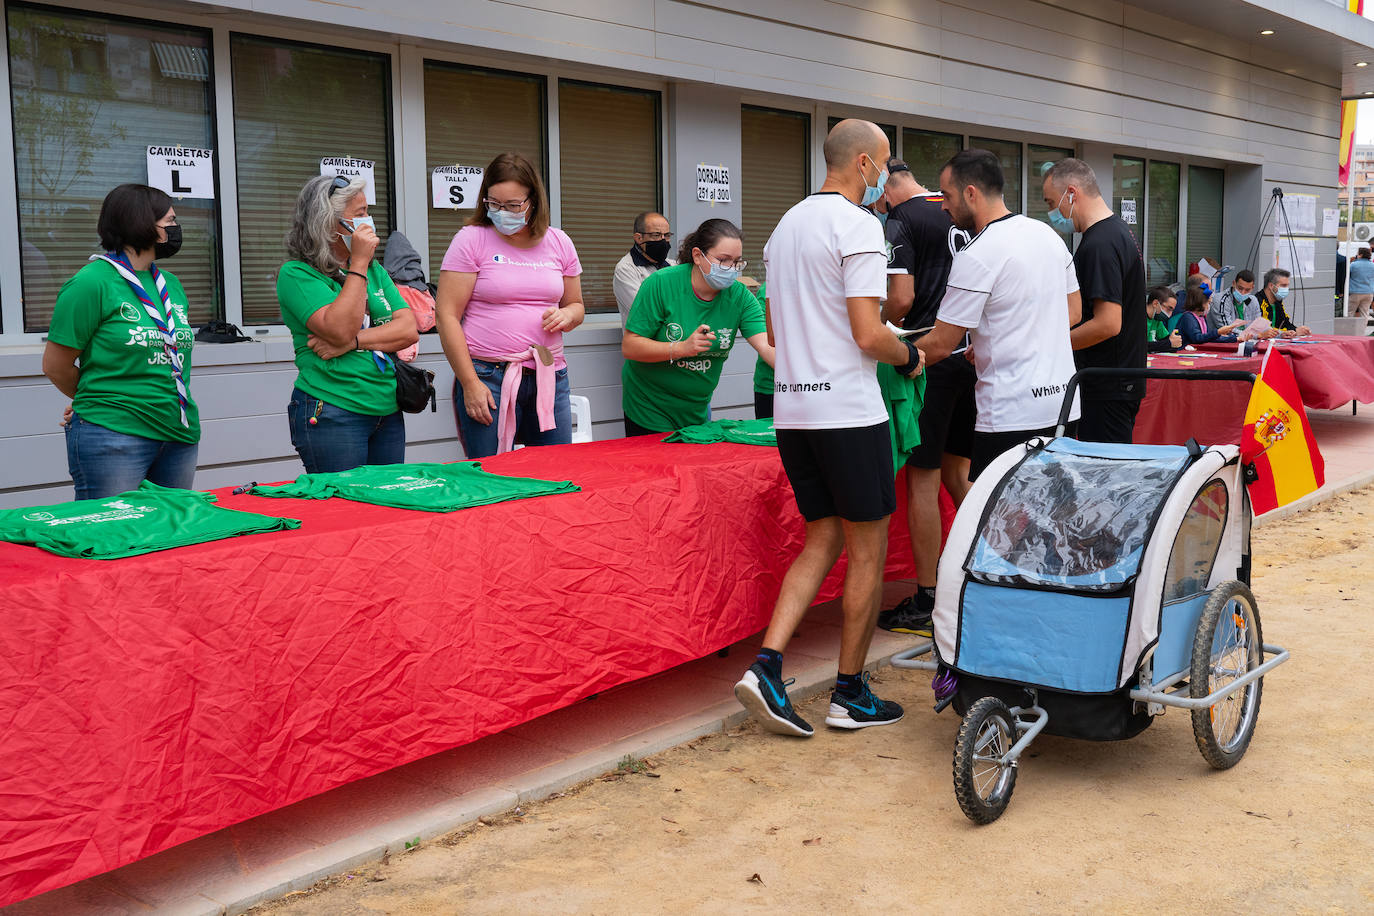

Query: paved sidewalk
5;407;1371;916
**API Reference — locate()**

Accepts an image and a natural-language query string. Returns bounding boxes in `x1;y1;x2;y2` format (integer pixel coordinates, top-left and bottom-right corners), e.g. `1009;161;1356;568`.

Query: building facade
1;0;1371;507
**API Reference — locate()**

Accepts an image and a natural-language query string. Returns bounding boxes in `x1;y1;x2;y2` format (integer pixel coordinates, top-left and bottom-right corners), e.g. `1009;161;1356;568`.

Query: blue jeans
287;387;405;474
455;361;571;459
65;412;199;500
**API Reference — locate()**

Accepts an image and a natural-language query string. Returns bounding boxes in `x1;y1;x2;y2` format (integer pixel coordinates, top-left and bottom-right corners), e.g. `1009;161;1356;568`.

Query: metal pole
1346;103;1359;315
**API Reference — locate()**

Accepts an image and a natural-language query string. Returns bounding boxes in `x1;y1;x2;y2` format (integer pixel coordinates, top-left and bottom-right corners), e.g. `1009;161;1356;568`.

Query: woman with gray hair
277;174;418;473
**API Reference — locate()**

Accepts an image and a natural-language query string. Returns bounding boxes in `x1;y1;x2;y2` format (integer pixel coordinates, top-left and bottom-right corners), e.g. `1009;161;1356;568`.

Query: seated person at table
1253;268;1311;338
1146;286;1182;353
620;218;775;436
1178;287;1242;346
1207;268;1257;334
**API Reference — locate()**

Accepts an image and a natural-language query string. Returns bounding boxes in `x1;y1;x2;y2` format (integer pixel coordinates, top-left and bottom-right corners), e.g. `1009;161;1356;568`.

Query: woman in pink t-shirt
436;152;584;457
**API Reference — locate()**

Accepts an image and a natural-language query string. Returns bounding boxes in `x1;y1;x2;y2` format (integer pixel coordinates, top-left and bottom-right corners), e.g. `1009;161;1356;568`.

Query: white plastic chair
569;394;593;443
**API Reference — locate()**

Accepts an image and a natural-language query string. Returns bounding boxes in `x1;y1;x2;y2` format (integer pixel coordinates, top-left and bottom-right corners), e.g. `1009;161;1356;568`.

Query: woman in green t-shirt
42;183;200;500
277;175;418;474
621;219;775;435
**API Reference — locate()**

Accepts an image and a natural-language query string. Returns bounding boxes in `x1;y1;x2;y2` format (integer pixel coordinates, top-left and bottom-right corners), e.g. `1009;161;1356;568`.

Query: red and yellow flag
1344;1;1366;186
1241;349;1325;514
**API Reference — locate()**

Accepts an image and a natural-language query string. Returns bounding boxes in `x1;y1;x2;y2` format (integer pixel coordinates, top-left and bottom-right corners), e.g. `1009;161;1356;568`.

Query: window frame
741;103;812;286
3;0;224;335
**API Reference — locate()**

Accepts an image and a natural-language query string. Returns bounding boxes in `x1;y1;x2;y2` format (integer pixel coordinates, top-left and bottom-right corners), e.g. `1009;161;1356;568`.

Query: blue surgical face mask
339;215;376;252
860;156;889;208
1275;286;1290;301
1233;288;1248;304
702;256;741;290
488;207;528;236
873;210;888;227
1047;188;1075;233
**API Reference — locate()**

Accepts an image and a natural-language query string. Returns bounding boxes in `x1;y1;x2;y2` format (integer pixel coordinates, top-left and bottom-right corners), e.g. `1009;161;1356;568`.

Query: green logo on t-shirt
666;323;685;342
120;302;141;322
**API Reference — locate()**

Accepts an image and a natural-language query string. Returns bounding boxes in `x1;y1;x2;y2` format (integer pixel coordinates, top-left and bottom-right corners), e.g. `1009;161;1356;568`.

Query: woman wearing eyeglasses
436;152;584;457
42;184;200;500
276;174;418;473
620;218;776;436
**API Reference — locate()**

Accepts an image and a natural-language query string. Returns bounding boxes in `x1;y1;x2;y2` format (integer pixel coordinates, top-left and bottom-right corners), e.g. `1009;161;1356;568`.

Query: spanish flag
1342;2;1365;186
1241;348;1325;514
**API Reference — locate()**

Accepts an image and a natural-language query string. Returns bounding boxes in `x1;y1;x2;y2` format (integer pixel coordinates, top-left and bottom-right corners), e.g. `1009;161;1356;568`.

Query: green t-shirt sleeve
277;261;341;333
738;289;766;338
371;262;409;320
625;273;666;339
47;264;107;352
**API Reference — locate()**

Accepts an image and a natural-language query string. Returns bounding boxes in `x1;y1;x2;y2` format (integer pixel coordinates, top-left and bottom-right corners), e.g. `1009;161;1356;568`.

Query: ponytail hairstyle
678;218;742;267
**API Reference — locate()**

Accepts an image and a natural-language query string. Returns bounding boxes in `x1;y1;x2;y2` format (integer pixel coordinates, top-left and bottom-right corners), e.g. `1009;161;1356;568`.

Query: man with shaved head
735;119;925;737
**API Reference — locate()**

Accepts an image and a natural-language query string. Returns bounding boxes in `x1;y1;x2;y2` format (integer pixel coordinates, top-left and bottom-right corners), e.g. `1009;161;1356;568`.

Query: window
7;4;220;331
1112;156;1145;236
741;106;809;286
1147;161;1181;285
424;62;546;277
1186;166;1225;268
231;35;393;324
901;128;961;189
1029;144;1074;245
828;117;897;158
972;137;1022;214
1163;481;1228;602
558;80;660;314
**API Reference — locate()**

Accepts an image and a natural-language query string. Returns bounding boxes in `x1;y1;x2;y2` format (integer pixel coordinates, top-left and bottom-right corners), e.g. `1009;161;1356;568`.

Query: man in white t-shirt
913;148;1082;481
734;119;925;738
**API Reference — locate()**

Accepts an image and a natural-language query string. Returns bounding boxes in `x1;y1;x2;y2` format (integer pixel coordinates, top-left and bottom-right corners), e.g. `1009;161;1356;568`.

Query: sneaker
825;673;904;729
734;663;814;737
877;594;933;637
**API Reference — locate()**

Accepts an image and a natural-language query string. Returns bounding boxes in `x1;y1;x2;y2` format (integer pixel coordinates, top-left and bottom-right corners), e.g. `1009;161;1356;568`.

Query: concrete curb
1253;469;1374;526
206;640;920;916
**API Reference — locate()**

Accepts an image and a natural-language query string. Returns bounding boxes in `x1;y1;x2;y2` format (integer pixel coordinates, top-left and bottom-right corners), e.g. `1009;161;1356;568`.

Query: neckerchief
92;252;190;427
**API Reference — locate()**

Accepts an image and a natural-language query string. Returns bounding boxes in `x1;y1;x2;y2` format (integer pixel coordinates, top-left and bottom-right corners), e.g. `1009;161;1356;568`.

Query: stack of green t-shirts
877;362;927;474
0;481;301;559
248;462;579;511
664;417;777;446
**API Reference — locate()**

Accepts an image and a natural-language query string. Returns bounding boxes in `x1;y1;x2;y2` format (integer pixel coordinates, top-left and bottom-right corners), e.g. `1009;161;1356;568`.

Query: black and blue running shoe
734;662;814;737
825;672;904;729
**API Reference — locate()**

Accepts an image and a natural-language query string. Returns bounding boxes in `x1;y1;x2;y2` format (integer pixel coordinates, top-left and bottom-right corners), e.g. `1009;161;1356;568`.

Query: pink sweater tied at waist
468;344;558;454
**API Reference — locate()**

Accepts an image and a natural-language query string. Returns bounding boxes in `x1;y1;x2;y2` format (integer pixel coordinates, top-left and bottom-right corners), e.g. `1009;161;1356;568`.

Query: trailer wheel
953;696;1018;824
1190;581;1263;770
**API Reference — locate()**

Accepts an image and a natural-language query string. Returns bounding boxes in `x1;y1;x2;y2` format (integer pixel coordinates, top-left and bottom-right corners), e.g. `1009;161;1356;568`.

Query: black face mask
154;224;183;260
643;238;671;263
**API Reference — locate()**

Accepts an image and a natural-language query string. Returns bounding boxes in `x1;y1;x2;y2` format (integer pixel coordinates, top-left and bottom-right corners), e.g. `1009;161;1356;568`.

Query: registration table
1193;334;1374;410
1133;352;1267;446
0;435;931;906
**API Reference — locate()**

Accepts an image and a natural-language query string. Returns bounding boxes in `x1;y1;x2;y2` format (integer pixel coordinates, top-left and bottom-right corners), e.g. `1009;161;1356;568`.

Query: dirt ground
253;487;1374;915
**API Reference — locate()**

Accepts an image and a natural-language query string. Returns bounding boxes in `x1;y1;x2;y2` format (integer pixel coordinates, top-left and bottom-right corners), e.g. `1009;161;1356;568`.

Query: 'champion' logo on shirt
491;253;558;269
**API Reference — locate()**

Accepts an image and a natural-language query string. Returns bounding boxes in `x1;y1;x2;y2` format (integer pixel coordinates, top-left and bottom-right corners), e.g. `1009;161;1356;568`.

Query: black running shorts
776;422;896;522
906;358;976;469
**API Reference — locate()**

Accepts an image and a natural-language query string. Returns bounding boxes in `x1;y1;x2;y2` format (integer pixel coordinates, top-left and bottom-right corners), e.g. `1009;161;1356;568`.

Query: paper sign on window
146;146;214;199
320;157;376;205
1121;199;1137;225
696;164;731;204
432;166;483;209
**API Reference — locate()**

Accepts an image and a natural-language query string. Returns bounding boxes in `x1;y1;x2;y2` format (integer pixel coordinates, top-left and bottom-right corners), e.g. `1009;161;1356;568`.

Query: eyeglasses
638;231;672;241
709;255;748;271
483;197;529;213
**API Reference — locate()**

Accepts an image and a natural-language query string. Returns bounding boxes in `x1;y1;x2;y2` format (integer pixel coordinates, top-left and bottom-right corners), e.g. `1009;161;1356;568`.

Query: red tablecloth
1194;335;1374;409
1133;353;1267;446
0;436;938;906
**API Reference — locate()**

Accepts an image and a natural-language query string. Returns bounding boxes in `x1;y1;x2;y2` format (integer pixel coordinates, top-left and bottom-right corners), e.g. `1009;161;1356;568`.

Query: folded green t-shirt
664;417;777;446
0;482;300;559
249;461;579;512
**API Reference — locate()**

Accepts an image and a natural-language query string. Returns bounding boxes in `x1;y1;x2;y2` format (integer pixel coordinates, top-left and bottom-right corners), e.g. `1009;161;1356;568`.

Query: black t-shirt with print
1072;214;1147;400
885;194;970;331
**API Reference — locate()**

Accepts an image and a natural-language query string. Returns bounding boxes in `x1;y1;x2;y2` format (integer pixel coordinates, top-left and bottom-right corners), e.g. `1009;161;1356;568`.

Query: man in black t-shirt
878;158;973;636
1043;158;1146;444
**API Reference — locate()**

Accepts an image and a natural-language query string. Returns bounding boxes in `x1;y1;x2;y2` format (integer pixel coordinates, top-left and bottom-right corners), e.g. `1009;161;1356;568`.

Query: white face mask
339;215;375;252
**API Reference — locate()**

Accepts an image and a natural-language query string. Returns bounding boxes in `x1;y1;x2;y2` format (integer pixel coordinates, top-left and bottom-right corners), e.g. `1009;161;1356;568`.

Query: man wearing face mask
1042;158;1146;444
614;211;676;328
1208;269;1257;335
735;119;925;739
1253;268;1310;338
